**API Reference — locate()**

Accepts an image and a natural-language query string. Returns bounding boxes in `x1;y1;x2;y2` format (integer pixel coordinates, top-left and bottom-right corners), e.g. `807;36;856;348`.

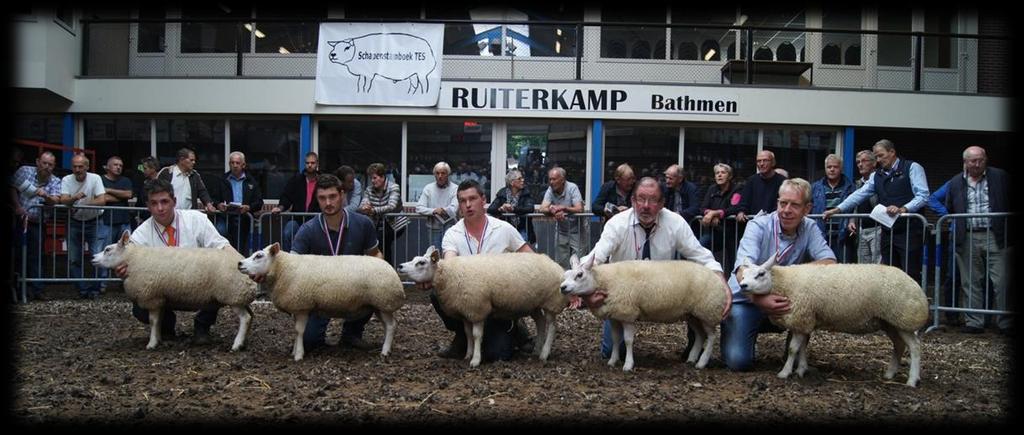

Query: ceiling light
254;29;266;38
704;48;716;61
278;47;290;54
244;23;253;31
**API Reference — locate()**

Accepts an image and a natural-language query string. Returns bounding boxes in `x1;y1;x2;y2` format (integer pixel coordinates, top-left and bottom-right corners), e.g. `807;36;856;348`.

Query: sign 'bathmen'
441;83;739;116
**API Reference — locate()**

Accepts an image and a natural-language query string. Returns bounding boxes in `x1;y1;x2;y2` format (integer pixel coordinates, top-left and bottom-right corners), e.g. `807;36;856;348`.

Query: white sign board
315;23;444;106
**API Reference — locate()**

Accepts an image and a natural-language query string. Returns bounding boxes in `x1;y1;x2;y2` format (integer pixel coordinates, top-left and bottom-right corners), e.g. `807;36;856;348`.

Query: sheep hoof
777;370;792;379
146;344;157;350
622;364;633;372
905;379;918;388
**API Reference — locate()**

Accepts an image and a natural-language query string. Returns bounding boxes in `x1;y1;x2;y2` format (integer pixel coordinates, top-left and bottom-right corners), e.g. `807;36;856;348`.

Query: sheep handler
113;178;233;345
574;177;725;360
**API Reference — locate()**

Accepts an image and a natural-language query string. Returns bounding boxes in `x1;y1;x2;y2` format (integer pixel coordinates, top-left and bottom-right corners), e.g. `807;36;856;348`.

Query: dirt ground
9;285;1017;428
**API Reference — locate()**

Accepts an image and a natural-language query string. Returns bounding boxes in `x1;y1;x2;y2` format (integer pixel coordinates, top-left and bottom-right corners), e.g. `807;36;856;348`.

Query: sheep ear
762;254;777;270
429;249;440;264
583;254;596;271
425;245;437;257
269;243;280;256
119;230;131;246
570;254;580;269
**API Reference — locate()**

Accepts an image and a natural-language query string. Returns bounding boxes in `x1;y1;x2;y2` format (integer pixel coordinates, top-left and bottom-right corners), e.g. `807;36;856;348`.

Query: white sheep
737;255;929;387
237;243;405;361
91;231;258;351
560;255;731;371
397;246;567;367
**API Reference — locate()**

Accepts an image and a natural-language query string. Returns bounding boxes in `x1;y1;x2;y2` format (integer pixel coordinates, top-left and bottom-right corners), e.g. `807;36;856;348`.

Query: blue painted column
300;115;312;167
843;127;855;181
62;114;75;168
590;120;603;205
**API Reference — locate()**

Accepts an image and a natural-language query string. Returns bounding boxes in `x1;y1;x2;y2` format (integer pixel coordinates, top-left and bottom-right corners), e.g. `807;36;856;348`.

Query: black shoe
191;327;213;345
340;336;375;351
437;335;467;359
960;326;984;334
516;337;535;353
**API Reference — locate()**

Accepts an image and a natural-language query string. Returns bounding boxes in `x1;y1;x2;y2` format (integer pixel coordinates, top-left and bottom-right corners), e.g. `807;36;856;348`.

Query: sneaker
959;326;984;334
340;336;376;351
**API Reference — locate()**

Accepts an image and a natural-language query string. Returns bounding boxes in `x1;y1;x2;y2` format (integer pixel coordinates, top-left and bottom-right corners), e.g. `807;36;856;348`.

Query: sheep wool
263;252;405;318
123;245;258;311
434;253;567;324
588;260;728;325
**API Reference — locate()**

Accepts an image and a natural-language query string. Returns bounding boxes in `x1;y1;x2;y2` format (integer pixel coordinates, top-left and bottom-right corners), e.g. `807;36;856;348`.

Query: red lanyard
321;212;345;256
464;219;489;255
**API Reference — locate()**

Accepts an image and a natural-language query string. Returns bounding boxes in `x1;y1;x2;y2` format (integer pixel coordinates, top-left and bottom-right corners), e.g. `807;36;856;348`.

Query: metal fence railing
80;18;1009;96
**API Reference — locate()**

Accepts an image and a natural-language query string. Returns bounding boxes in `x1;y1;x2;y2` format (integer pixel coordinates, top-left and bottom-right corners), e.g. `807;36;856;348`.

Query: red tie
165;226;176;247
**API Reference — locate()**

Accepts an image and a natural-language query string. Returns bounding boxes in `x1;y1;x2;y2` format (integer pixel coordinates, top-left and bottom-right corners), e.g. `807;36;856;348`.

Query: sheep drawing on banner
327;33;437;94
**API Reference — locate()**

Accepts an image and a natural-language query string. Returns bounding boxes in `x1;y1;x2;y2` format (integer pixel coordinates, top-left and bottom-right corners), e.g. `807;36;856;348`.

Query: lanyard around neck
321;212;345;256
773;214;796;264
464;218;489;255
632;212;656;260
155;211;178;247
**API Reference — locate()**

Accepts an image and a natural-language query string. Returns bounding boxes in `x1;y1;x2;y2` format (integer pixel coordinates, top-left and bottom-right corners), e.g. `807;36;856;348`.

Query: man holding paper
823;139;930;285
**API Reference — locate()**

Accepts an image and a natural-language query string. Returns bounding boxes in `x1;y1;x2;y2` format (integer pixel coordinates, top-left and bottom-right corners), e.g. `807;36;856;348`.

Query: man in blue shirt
721;178;837;371
290;174;381;352
215;152;263;255
824;139;930;285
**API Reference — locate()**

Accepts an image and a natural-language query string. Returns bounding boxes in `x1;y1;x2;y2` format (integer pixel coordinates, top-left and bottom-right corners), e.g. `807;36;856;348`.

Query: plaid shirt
10;165;61;222
965;173;991;230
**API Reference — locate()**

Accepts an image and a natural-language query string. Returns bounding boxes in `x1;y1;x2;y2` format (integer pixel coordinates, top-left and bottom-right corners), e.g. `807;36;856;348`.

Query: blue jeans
68;219;105;294
600;319;628;359
21;221;45;295
720;301;788;371
302;312;373;349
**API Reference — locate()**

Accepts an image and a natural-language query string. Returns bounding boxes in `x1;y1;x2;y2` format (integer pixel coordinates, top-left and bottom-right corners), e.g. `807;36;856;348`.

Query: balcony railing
80;18;1010;95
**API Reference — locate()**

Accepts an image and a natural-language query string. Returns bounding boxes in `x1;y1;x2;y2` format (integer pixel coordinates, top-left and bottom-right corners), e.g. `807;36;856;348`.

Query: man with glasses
573;177;723;359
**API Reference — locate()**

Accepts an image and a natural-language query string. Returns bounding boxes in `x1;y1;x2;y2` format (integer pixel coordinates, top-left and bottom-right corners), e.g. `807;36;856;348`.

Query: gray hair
824;154;842;166
712;163;733;177
505;169;523;184
433;161;451;174
873;139;896;152
548;166;566;179
779;178;812;204
855;150;876;162
665;164;684;178
229;151;246;163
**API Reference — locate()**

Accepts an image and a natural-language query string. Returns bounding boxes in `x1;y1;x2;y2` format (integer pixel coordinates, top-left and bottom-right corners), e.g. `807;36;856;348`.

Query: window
762;129;837;183
181;5;252;53
605;125;678;185
600;5;667;59
671;7;736;61
318;120;403;196
507;122;588;203
229;119;300;200
683;127;758;194
138;8;165;53
252;7;324;54
878;7;912;67
427;5;581;57
14;115;65;173
925;9;957;68
155;119;226;183
822;6;861;65
83;119;151;188
740;6;806;63
408;120;493;200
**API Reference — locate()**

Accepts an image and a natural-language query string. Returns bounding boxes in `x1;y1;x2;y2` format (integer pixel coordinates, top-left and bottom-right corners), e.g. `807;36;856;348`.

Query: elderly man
539;167;584;268
116;178;231;344
824;139;930;285
811;154;855;263
848;150;881;264
593;163;636;220
415;161;458;250
157;147;215;213
10;151;62;300
577;177;724;359
662;164;700;222
214;151;263;255
944;146;1011;335
735;150;787;224
722;178;837;371
60;154;108;299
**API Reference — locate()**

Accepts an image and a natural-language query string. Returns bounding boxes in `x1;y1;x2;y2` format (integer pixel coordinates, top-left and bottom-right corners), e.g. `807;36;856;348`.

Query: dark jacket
277;172;321;213
945;166;1010;248
214;171;265;215
701;182;741;217
487;186;536;244
592;180;634;218
157;165;212;210
811;174;855;242
662;180;700;222
735;171;786;216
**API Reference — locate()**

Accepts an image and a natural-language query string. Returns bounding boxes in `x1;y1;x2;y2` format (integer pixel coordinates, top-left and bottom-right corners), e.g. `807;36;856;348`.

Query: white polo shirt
60;172;107;221
582;208;723;273
130;209;230;249
170;165;194;210
441;214;526;256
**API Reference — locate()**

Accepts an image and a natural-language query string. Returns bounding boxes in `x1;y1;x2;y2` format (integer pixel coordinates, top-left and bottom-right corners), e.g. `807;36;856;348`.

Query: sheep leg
469;322;484;368
795;332;812;377
882;326;906;381
530;311;545;357
608;319;622;368
377;310;396;357
540;311;557;362
685;318;705;364
778;332;807;379
293;312;309;361
621;322;637;372
463;321;474;361
695;321;717;369
146;309;162;350
229;305;253;352
898;329;922;387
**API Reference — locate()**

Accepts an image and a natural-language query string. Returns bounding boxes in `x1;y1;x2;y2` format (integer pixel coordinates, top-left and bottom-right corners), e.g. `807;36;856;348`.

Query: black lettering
499;88;513;109
726;101;737;113
471;88;487;109
587;90;607;111
453;87;469;108
651;94;664;110
553;89;568;110
533;89;549;109
570;90;585;110
516;89;529;109
611;90;627;110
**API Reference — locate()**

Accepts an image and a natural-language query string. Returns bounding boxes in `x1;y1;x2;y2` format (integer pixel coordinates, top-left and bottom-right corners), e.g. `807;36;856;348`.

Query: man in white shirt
539;167;585;268
415;161;458;250
428;179;535;361
576;177;724;359
114;178;232;344
157;147;216;212
59;154;108;299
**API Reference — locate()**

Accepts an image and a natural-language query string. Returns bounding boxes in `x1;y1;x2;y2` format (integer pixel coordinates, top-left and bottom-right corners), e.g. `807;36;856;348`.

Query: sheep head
91;229;132;269
238;242;280;279
397;245;439;284
559;254;597;296
737;255;777;296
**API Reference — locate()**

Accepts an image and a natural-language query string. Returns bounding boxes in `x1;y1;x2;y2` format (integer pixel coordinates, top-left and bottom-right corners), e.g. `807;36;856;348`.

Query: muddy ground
8;285;1017;428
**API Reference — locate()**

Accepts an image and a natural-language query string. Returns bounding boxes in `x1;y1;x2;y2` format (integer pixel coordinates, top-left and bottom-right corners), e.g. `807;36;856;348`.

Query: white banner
315;23;444;106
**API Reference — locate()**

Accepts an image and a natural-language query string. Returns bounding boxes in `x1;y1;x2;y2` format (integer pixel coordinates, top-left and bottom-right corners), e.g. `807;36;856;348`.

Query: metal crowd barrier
255;211;321;253
13;204;258;303
927;212;1015;333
